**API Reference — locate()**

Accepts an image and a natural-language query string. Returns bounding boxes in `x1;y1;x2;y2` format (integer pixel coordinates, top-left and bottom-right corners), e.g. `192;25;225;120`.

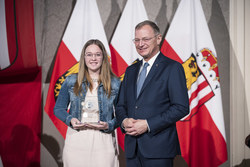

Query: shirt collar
142;51;160;67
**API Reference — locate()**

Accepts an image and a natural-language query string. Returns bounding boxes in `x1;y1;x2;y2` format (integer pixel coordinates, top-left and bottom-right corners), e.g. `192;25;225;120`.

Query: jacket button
135;106;138;109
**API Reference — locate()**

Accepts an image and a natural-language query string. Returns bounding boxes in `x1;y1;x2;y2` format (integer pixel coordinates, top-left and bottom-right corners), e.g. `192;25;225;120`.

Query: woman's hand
71;118;87;130
86;121;108;130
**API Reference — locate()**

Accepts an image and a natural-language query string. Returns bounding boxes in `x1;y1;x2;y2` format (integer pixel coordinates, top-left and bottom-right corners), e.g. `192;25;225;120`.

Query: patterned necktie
137;62;149;97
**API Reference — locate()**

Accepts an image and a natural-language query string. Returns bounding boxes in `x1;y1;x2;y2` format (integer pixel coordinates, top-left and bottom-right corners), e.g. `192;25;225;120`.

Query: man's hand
125;119;148;136
123;118;136;129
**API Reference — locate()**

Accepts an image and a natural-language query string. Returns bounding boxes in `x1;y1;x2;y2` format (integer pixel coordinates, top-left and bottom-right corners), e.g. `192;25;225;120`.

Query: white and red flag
110;0;148;150
44;0;110;138
161;0;227;166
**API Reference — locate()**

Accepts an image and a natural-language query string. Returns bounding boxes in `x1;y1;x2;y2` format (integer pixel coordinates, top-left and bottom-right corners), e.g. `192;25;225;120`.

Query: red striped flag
44;0;110;138
161;0;227;166
110;0;148;150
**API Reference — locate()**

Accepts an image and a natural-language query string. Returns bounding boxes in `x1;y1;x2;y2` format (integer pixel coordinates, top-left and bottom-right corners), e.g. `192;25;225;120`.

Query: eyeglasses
85;53;103;59
132;34;158;44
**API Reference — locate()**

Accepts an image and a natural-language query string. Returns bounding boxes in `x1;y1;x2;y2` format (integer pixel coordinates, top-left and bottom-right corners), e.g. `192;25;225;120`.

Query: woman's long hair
73;39;116;97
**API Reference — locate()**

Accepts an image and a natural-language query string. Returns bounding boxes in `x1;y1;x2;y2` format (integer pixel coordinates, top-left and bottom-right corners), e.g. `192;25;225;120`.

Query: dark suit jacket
115;53;189;159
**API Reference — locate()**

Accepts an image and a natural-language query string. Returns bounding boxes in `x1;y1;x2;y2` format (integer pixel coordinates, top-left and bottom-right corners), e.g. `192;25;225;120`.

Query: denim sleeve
54;77;73;127
102;79;120;133
103;117;117;133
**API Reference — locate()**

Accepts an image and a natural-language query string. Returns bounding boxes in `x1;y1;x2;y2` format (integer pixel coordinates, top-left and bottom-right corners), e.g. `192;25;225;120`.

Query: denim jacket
54;74;121;133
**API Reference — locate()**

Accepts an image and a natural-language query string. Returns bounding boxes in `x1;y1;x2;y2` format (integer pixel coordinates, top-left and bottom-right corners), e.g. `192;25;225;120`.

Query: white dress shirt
138;51;160;78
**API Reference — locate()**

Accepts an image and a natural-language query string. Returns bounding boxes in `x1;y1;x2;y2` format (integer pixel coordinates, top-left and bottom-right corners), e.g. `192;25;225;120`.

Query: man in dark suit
115;20;189;167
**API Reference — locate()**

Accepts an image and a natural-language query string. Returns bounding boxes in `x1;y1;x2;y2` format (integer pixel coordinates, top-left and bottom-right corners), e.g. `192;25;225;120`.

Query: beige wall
230;0;250;166
34;0;232;166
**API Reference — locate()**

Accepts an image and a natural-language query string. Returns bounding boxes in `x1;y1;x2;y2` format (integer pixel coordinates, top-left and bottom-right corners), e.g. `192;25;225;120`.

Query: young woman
54;39;120;167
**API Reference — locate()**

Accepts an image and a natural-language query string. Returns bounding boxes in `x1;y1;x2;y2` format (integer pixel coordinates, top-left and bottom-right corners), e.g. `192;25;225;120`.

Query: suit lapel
137;54;164;98
132;60;142;100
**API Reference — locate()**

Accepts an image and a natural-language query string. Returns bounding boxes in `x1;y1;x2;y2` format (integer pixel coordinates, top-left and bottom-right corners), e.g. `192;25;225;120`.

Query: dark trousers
126;144;173;167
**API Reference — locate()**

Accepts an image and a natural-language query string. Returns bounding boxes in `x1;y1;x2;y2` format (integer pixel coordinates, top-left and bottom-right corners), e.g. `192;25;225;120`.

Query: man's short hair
135;20;160;35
